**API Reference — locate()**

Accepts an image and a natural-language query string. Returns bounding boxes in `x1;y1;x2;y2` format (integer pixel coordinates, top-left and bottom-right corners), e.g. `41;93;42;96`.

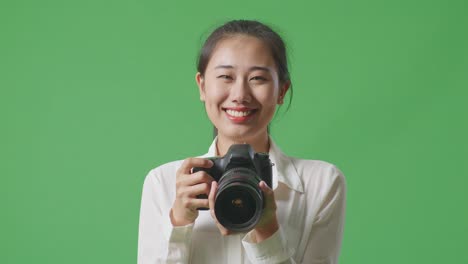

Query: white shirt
138;137;346;264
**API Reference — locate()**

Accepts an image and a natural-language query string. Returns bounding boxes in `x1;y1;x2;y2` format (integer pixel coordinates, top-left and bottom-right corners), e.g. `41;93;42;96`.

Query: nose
230;78;252;104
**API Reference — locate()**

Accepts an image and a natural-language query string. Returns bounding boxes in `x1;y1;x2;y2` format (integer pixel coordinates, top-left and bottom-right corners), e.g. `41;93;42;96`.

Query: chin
218;126;264;142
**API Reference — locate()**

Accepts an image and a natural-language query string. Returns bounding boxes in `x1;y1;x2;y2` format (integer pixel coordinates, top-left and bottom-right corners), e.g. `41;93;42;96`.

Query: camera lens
214;168;263;232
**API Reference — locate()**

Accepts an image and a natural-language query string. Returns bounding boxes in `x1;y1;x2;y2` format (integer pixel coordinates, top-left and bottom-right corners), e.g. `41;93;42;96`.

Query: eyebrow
214;65;271;73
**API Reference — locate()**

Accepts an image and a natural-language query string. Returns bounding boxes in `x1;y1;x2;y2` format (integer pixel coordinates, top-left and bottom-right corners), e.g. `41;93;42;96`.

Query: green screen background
2;0;467;263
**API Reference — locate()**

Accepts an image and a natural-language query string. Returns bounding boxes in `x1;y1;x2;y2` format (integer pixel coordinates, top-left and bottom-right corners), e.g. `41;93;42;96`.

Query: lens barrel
214;167;264;232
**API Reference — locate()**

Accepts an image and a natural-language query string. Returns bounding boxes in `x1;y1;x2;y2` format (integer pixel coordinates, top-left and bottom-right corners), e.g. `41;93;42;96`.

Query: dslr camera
193;144;273;232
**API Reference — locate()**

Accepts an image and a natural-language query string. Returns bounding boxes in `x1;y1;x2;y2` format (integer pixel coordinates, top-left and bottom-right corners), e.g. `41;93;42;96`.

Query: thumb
259;181;276;209
259;180;273;194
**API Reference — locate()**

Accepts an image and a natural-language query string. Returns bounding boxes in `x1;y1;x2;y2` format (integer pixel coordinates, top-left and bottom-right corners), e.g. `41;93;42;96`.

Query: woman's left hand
208;180;279;242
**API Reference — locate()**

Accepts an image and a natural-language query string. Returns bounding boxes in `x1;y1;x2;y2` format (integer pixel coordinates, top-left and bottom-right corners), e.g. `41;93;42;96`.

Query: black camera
193;144;273;232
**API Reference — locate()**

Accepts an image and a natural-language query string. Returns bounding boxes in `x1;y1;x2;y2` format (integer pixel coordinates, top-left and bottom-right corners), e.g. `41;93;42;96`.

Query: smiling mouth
225;109;255;117
222;108;258;121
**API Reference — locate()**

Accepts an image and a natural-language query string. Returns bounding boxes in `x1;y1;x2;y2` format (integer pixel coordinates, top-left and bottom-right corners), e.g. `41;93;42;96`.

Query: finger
179;171;214;187
178;158;214;174
208;181;217;212
259;180;273;195
176;196;209;211
217;222;231;236
185;182;212;197
208;181;219;221
259;181;276;210
207;181;231;236
187;197;209;209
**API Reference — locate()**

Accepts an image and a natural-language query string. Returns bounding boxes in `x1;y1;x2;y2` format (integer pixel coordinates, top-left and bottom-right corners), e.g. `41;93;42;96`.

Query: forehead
206;35;276;71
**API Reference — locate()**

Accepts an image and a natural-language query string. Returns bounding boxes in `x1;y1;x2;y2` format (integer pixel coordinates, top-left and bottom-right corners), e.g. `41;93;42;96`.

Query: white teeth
226;109;253;117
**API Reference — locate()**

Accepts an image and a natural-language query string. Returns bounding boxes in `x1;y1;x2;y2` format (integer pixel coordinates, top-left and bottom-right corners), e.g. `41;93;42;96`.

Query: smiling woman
138;20;346;264
196;34;287;152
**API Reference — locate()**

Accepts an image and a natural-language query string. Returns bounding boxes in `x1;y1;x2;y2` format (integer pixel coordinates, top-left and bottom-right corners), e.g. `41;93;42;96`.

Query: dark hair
196;19;293;138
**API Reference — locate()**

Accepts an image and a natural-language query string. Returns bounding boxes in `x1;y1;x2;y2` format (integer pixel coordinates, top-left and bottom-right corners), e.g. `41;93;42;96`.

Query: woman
138;20;346;264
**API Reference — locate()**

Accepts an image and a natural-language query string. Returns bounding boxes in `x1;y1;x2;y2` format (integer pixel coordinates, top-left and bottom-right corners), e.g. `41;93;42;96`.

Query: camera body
193;144;273;232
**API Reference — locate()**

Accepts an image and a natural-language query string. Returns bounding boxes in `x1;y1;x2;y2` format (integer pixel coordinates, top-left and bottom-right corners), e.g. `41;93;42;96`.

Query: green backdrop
2;0;467;263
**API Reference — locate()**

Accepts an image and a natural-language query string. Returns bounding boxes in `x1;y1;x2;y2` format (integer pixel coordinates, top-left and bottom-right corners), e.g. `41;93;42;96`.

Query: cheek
204;86;227;108
254;86;278;107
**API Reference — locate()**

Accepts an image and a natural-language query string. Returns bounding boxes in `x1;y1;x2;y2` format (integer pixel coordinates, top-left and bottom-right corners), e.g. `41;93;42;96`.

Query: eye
250;76;267;81
217;75;233;80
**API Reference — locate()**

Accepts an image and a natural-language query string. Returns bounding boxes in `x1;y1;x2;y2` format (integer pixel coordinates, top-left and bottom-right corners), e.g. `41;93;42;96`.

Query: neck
216;132;270;156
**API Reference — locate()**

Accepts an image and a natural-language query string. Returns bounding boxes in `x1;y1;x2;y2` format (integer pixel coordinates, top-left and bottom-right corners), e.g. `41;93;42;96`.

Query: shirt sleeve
138;169;194;264
242;226;296;264
301;165;347;264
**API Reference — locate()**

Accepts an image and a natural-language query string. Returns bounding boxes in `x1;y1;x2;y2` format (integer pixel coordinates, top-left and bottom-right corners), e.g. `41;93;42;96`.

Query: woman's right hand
170;158;214;226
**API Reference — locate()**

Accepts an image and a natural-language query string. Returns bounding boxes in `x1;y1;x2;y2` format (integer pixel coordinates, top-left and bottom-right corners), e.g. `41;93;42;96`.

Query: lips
222;107;257;123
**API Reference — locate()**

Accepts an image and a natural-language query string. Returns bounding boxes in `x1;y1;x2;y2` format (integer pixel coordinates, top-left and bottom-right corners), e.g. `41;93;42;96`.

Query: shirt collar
201;136;304;193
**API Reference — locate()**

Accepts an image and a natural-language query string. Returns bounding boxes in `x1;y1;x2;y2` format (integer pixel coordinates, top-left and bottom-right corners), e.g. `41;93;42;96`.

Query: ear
195;72;206;102
277;81;290;105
